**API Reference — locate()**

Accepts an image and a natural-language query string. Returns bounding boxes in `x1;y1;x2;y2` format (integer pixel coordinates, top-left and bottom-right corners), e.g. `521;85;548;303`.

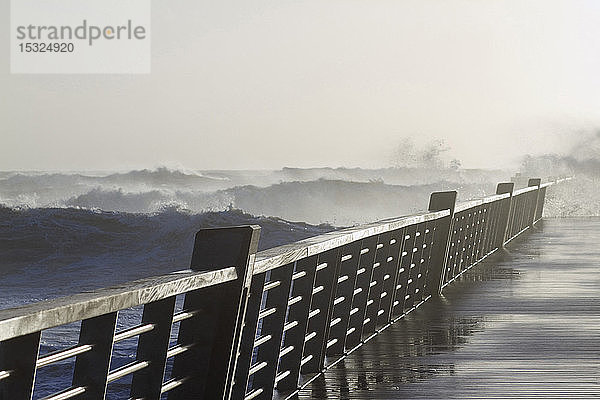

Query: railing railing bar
513;185;539;195
316;263;328;271
300;354;313;366
333;296;345;305
36;344;93;368
274;369;291;383
106;360;150;383
166;343;194;359
288;295;302;306
482;192;511;202
0;267;237;341
160;376;189;394
263;280;281;291
283;320;298;332
455;200;483;213
292;270;307;280
248;361;268;376
39;386;86;400
113;323;155;343
253;210;450;274
244;388;264;400
258;307;277;320
253;334;272;348
279;345;294;358
171;309;199;324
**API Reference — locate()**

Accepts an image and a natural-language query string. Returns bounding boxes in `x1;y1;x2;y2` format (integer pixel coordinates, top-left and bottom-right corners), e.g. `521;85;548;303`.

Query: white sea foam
0;166;511;224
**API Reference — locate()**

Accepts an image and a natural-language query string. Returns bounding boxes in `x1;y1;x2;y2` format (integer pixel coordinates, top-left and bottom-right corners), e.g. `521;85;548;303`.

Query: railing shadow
294;253;522;399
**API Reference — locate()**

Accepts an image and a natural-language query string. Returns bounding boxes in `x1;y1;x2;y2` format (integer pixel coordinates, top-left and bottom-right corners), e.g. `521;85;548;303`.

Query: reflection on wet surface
297;218;600;399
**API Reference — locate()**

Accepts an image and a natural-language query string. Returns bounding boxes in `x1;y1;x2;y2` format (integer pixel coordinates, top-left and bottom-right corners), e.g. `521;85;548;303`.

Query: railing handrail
253;210;449;274
454;192;511;213
513;185;541;196
0;267;237;341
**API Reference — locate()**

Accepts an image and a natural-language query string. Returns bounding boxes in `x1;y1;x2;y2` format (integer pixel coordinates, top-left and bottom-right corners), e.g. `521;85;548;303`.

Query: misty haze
1;1;599;399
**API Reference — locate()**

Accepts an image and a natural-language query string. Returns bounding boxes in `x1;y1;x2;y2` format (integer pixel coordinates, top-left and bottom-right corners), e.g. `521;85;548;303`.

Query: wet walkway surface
298;218;599;399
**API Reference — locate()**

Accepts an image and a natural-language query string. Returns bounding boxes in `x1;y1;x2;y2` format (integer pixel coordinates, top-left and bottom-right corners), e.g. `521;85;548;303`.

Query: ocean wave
0;166;509;212
0;205;334;306
1;179;499;225
519;131;600;217
0;167;234;209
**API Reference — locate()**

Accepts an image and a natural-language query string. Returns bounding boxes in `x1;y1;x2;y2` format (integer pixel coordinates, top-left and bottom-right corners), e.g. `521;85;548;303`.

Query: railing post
276;256;318;393
250;263;294;399
301;249;341;374
0;332;41;400
72;312;118;400
495;183;514;248
427;191;457;295
169;225;260;400
535;184;548;223
327;241;361;355
130;297;177;400
231;272;266;399
527;178;541;228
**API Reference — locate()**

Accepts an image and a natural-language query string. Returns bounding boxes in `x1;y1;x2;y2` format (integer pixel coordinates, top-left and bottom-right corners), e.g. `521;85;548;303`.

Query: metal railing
0;178;566;400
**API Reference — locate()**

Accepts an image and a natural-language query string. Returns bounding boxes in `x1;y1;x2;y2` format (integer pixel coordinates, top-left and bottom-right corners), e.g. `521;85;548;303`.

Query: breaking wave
0;205;333;309
520;129;600;217
0;166;505;225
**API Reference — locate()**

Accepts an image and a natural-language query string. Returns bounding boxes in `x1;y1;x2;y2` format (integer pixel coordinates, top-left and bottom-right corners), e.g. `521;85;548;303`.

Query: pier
298;217;599;399
1;177;592;400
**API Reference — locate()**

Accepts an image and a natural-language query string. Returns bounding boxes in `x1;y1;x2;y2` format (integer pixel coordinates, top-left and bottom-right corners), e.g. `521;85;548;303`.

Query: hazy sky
1;0;599;171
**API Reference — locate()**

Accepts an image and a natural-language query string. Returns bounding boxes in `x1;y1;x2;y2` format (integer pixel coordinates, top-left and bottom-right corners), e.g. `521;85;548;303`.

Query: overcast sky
1;0;599;171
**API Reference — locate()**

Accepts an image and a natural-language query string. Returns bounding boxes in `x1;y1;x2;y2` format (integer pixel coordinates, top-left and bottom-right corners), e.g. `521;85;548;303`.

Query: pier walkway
298;218;600;399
